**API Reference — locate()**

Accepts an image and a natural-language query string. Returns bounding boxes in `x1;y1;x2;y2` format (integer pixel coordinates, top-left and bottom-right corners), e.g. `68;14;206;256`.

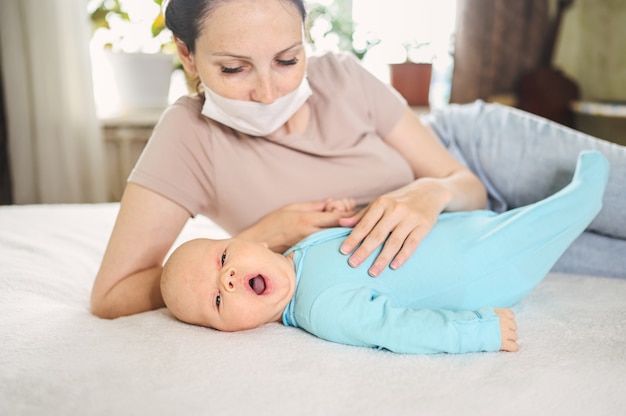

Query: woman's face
181;0;306;103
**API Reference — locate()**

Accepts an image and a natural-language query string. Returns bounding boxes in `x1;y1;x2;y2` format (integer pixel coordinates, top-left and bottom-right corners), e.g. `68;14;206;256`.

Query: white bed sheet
1;203;625;416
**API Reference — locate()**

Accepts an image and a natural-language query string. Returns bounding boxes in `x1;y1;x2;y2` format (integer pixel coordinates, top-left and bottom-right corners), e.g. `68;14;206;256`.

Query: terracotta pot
389;62;432;106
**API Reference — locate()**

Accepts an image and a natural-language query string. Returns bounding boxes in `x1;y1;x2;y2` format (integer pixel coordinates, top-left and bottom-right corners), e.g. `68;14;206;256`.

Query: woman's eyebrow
211;42;303;59
277;42;304;54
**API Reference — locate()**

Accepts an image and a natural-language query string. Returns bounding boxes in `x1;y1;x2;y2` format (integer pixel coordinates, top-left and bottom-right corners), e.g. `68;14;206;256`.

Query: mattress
1;203;625;415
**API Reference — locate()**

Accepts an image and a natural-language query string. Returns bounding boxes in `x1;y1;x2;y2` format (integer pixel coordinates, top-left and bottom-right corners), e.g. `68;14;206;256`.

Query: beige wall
554;0;626;101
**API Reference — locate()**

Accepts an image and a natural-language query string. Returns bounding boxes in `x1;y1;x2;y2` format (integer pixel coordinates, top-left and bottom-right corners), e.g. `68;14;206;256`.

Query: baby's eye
220;250;227;266
216;292;221;308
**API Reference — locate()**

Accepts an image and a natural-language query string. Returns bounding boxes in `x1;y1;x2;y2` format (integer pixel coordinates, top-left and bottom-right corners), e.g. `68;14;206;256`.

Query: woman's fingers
339;203;385;259
386;223;431;270
364;218;433;276
337;209;364;228
339;197;436;276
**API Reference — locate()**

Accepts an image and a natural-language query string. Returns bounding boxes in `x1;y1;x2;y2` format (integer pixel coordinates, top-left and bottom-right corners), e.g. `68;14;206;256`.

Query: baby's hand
324;198;356;214
495;308;519;352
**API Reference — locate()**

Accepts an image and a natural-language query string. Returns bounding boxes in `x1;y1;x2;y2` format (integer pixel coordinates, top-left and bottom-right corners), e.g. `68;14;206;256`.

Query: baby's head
161;237;296;332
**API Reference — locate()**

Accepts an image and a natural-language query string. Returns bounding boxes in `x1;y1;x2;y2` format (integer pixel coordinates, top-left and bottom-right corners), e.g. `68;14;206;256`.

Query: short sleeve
307;52;407;139
338;53;408;137
128;96;216;216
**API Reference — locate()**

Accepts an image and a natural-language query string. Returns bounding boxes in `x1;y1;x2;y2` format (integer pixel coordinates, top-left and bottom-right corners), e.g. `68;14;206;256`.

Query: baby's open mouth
248;275;266;295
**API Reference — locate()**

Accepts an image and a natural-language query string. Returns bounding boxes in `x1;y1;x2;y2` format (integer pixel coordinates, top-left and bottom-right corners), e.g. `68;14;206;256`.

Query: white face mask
201;78;313;136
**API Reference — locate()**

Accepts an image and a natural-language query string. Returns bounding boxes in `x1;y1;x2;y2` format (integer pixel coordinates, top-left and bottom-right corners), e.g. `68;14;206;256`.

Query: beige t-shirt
129;52;414;235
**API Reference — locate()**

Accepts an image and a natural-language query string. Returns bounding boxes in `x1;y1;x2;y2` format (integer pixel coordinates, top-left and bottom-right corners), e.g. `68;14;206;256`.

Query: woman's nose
251;74;277;104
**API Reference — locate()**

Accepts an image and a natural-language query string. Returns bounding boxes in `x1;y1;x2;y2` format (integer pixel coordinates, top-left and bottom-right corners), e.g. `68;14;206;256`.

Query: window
308;0;457;108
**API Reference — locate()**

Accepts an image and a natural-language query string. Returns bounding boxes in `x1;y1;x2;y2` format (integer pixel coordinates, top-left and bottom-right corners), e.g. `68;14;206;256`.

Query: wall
555;0;626;101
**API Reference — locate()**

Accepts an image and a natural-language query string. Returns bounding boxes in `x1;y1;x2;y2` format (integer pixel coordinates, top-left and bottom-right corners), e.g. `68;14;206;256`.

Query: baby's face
163;238;296;332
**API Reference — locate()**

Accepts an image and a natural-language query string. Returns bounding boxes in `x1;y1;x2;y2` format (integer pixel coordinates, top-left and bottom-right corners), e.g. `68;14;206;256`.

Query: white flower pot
104;51;173;112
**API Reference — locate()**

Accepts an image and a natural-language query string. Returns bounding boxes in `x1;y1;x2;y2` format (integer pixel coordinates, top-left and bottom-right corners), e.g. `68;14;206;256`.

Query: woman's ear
175;37;197;75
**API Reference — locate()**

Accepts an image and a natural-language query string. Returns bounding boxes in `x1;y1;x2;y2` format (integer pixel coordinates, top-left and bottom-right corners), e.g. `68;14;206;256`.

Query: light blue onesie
282;151;609;354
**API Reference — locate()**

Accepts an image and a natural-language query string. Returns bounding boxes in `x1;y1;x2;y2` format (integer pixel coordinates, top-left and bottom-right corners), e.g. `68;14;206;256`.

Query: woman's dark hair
165;0;306;53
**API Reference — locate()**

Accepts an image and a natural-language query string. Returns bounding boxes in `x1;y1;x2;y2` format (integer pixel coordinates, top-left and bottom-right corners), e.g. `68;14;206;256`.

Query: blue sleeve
305;287;502;354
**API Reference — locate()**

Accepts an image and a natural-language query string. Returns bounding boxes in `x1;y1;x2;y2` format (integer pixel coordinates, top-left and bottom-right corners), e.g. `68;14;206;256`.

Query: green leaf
151;11;166;37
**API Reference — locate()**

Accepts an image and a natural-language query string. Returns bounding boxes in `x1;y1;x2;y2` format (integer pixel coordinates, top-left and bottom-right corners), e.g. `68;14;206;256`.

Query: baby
161;151;608;354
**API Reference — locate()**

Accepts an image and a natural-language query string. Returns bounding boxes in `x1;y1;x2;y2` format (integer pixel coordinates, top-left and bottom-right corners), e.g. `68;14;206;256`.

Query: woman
91;0;626;319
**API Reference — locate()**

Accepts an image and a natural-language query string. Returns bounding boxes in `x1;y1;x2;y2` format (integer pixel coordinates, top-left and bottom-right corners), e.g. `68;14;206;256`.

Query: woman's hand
338;179;450;277
337;107;488;277
236;198;356;253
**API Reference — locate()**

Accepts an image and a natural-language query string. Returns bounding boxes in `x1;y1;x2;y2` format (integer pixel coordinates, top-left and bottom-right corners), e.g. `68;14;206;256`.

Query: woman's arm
235;199;355;254
339;107;488;276
90;183;190;318
92;186;355;318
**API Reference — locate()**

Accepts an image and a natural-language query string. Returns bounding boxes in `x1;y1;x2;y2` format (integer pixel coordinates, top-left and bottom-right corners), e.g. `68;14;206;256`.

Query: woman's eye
277;57;298;66
220;250;227;266
221;66;243;74
216;293;221;308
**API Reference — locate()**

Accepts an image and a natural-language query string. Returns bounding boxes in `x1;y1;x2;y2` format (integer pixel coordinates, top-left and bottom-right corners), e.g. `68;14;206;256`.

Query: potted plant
305;1;379;60
89;0;176;113
388;41;434;107
305;2;433;107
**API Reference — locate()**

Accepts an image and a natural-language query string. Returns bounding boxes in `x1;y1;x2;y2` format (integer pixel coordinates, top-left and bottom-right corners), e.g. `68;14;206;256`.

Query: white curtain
0;0;108;204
